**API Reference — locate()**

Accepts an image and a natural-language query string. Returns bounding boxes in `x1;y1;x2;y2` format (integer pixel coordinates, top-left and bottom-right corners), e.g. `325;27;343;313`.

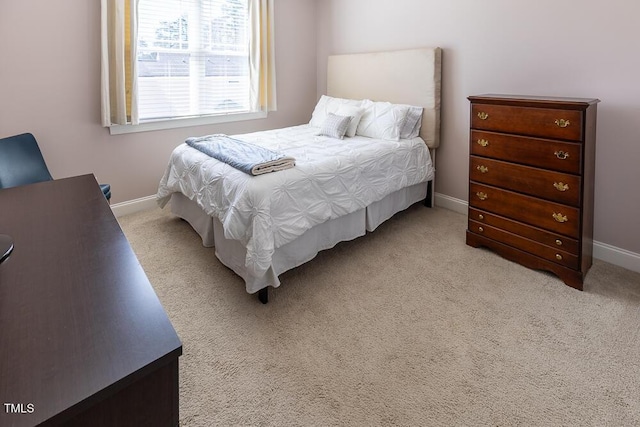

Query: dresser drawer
469;183;580;238
471;104;583;141
469;208;579;255
470;156;581;206
469;220;579;269
470;130;582;174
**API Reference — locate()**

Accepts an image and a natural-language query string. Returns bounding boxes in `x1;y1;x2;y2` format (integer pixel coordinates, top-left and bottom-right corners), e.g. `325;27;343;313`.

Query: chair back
0;133;53;189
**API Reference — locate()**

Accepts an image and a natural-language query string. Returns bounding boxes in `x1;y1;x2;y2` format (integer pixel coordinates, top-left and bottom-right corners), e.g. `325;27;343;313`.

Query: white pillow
400;105;424;139
334;105;365;137
317;113;352;139
356;100;410;141
309;95;363;127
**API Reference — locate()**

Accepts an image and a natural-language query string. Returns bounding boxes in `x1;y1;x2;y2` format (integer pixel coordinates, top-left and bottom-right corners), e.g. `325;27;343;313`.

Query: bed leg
258;287;269;304
424;180;433;208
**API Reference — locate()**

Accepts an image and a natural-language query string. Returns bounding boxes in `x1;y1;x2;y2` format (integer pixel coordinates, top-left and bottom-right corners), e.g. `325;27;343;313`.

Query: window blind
136;0;250;121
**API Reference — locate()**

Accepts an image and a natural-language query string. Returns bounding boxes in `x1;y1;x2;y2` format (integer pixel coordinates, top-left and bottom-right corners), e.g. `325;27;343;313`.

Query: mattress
157;124;434;281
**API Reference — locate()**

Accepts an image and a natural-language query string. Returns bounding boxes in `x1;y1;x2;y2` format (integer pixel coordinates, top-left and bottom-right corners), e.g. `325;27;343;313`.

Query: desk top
0;175;182;426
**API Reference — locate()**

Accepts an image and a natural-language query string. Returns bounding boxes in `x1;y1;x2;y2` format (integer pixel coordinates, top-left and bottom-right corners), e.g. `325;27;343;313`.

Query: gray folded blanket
185;134;295;176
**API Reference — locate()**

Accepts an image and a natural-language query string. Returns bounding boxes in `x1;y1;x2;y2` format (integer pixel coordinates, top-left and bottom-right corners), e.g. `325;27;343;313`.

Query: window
101;0;276;133
137;0;250;121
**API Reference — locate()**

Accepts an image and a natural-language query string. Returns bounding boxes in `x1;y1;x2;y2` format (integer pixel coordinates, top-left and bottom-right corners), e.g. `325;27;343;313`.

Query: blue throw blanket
185;134;295;176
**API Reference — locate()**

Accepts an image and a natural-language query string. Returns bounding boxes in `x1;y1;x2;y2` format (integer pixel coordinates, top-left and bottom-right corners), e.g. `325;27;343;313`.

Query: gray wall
316;0;640;256
2;0;639;259
0;0;318;204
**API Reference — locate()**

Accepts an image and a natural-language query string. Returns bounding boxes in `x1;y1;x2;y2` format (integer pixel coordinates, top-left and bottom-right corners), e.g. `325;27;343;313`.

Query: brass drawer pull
555;119;570;128
556;254;563;261
478;214;484;220
476;165;489;174
478;226;484;232
477;112;489;120
476;192;488;201
477;139;489;147
554;150;570;160
552;212;568;223
555;239;563;246
553;182;569;192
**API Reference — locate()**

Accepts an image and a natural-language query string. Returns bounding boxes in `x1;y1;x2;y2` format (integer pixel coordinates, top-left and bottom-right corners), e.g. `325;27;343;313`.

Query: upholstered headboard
327;47;442;149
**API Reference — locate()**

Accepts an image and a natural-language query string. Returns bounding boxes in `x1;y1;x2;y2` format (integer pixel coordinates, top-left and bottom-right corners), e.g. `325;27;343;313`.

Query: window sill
108;111;268;135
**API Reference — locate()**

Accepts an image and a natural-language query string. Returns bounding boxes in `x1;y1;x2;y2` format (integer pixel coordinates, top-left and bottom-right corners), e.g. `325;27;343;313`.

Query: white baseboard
593;242;640;274
111;192;640;274
434;192;468;215
111;195;158;218
434;192;640;274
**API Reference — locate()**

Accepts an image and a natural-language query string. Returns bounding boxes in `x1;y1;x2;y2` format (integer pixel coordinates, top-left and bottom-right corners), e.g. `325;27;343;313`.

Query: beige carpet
118;204;640;426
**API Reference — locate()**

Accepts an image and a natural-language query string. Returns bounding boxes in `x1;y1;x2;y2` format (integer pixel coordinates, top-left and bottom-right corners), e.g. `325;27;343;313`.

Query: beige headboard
327;47;442;149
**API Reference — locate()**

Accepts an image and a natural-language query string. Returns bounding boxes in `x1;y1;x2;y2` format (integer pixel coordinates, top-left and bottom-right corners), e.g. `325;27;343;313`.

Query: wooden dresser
466;94;599;290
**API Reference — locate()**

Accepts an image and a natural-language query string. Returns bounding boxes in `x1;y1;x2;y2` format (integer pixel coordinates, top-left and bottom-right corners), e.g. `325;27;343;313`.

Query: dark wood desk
0;175;182;426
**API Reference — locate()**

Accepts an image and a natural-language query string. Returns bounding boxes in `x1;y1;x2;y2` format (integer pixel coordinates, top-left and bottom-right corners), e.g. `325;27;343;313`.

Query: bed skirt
170;181;429;293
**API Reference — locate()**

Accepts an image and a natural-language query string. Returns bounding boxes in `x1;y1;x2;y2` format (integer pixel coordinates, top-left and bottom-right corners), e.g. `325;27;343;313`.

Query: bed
157;47;442;303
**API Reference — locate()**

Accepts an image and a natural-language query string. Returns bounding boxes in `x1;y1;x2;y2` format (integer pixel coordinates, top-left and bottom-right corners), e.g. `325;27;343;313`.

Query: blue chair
0;133;111;201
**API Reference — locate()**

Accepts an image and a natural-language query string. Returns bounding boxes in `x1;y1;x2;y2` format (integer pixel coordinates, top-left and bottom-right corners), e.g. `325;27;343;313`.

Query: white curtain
249;0;277;112
101;0;139;126
102;0;274;127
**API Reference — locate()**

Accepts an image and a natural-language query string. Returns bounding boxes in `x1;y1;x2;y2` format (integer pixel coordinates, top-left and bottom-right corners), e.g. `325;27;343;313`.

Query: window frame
108;110;266;135
102;0;275;134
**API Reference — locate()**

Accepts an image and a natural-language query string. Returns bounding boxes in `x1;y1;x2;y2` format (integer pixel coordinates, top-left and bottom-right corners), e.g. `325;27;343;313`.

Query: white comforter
157;124;434;278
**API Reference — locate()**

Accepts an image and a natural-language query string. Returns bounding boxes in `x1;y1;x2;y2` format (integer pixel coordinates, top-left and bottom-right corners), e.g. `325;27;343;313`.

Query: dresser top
469;94;600;109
